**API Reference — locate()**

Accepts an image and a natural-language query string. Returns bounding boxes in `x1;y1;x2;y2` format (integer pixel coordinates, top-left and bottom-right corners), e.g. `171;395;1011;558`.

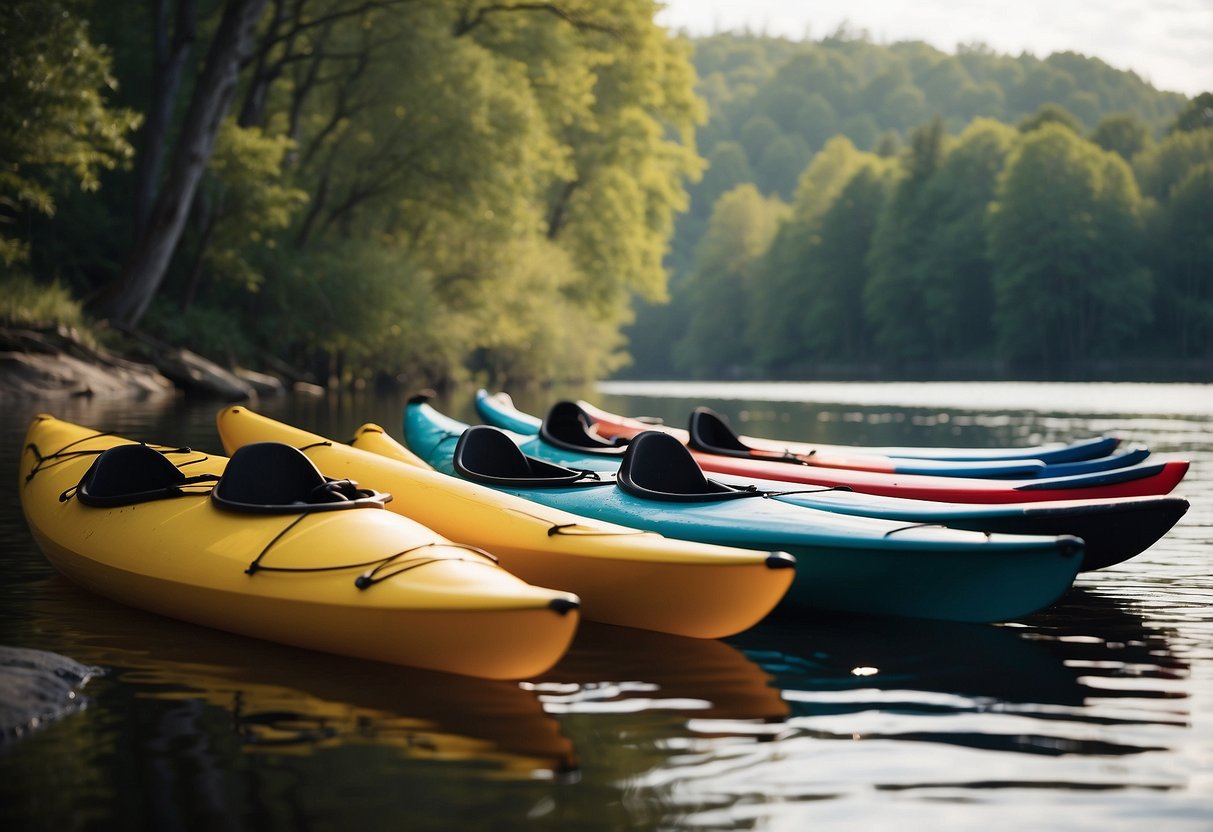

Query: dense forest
625;33;1213;380
2;3;1210;389
2;0;701;388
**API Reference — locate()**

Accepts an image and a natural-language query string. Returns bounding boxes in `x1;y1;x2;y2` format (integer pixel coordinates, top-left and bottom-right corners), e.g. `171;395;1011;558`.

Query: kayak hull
401;402;1085;623
563;394;1126;464
20;415;580;679
435;399;1188;570
217;406;796;639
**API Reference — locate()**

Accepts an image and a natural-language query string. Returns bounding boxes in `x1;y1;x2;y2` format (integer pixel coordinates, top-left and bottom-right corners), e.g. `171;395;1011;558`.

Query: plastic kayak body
475;390;1145;475
419;398;1188;570
19;414;579;679
216;406;796;639
475;389;1126;465
468;399;1187;504
394;406;1083;623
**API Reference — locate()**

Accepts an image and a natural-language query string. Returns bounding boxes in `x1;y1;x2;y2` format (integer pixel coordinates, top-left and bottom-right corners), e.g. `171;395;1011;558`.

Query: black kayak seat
686;408;754;456
539;401;628;455
211;442;390;514
616;431;754;503
76;443;215;507
454;426;607;488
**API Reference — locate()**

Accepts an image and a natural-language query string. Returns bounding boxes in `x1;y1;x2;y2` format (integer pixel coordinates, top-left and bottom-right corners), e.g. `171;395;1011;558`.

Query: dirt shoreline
0;325;300;401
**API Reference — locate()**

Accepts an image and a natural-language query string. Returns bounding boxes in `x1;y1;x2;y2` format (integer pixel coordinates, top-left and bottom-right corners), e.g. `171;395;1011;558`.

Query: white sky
657;0;1213;97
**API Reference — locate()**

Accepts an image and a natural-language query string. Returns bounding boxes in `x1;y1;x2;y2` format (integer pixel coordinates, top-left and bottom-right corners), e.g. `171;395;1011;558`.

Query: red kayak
542;402;1188;504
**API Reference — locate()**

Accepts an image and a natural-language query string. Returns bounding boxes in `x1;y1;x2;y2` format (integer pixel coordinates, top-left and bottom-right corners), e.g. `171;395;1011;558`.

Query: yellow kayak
217;406;796;639
19;414;579;679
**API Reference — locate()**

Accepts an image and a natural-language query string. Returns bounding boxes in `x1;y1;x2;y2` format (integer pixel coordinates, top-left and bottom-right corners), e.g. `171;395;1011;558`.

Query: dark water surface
2;382;1210;830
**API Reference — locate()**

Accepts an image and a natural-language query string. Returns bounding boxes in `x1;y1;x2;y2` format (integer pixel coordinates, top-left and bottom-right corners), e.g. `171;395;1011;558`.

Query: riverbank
0;325;308;402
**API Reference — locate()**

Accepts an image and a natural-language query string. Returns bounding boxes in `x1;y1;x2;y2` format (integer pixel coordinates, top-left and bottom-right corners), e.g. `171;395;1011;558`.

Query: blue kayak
395;403;1084;623
460;399;1187;504
409;397;1187;572
475;389;1133;470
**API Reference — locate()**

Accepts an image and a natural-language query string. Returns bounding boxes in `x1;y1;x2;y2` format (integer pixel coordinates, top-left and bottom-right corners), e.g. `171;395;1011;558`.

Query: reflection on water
1;383;1210;829
26;578;577;776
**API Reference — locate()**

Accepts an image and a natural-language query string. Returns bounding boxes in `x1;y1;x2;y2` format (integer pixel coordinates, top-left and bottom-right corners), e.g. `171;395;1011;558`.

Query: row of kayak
18;396;1189;681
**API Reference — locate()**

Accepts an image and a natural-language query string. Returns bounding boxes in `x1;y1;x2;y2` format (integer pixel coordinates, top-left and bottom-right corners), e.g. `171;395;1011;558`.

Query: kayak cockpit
688;407;802;462
211;442;391;513
617;431;756;503
539;401;629;455
455;426;611;489
75;443;219;507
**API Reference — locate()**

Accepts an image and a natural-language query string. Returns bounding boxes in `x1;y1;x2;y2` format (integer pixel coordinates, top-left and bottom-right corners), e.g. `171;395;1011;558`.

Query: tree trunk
132;0;197;241
94;0;268;329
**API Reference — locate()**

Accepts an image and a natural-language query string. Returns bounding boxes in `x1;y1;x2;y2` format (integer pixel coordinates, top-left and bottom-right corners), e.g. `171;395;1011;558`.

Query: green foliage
914;119;1017;356
988;125;1151;368
1168;91;1213;133
673;184;787;377
0;272;86;329
181;119;308;300
1089;113;1153;160
863;118;952;361
1018;103;1084;134
1144;162;1213;357
749;137;888;372
1133;127;1213;200
0;0;140;265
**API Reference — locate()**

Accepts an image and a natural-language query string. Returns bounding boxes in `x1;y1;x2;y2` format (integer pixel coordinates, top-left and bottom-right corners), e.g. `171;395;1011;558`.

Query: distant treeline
624;34;1212;380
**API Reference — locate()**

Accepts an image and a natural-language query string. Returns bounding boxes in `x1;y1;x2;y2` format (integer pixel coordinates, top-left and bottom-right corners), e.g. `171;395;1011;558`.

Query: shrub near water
0;274;86;330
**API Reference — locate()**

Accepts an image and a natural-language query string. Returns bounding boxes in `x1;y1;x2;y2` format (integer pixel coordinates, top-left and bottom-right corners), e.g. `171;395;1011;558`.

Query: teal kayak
399;401;1084;623
474;390;1149;477
410;397;1187;572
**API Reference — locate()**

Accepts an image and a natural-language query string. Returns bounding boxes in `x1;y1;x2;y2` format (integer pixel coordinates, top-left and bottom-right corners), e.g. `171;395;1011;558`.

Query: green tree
989;124;1152;370
1090;113;1152;160
1145;162;1213;359
794;93;839;151
749;136;878;371
1133;127;1213;200
0;0;140;267
1168;91;1213;133
755;134;811;199
902;118;1017;358
93;0;268;328
863;117;950;362
790;162;892;363
739;115;781;167
1018;102;1083;134
673;184;787;377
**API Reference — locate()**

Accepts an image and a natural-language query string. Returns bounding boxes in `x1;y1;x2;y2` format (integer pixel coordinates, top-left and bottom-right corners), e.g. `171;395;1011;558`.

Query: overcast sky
657;0;1213;97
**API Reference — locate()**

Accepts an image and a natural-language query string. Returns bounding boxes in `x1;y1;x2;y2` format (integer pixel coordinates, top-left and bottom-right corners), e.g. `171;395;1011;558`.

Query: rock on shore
0;325;297;401
0;326;176;400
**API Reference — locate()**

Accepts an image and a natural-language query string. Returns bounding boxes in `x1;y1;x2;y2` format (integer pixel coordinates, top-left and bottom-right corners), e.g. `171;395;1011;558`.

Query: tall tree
673;184;786;378
914;118;1016;357
792;161;892;364
988;124;1151;371
1145;162;1213;359
863;117;950;362
748;136;876;372
93;0;269;328
1089;112;1152;160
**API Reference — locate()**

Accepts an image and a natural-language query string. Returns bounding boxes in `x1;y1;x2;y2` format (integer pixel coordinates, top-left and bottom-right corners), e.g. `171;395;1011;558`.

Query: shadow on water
726;586;1187;758
22;577;578;778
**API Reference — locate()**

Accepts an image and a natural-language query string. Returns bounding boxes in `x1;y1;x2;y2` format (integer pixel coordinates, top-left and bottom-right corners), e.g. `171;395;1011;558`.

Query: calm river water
2;381;1210;830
